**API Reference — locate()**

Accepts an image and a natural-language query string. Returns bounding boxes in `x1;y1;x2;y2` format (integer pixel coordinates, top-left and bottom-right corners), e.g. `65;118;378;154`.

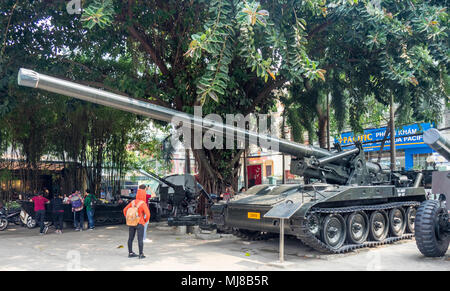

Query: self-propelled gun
18;68;427;253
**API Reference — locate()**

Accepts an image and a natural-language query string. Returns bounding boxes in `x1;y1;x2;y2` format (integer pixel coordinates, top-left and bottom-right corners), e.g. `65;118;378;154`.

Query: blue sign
335;123;435;152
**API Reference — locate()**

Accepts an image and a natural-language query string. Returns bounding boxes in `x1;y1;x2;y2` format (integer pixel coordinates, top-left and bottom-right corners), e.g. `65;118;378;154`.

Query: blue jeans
87;209;95;229
143;221;149;239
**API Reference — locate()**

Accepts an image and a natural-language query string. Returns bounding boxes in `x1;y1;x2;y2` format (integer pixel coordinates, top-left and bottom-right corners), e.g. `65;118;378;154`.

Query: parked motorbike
20;209;37;229
19;203;52;229
0;206;22;231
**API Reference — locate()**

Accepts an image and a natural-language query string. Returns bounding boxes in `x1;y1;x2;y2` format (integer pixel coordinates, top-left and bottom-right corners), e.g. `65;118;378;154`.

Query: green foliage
284;0;449;143
185;0;328;103
126;133;173;177
81;0;115;29
0;0;447;193
185;0;235;103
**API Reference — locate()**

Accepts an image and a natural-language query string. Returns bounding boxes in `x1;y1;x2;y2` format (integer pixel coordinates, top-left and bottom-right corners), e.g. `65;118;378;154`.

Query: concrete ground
0;222;448;271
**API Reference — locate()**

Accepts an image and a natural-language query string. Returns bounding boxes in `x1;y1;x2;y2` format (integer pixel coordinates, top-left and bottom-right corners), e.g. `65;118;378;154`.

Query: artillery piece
18;68;427;253
415;128;449;257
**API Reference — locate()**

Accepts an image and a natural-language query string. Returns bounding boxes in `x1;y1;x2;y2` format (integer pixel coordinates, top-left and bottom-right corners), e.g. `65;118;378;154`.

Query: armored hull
212;183;426;253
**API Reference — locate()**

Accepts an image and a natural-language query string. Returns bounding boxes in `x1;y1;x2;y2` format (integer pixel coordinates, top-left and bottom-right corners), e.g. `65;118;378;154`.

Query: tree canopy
0;0;448;194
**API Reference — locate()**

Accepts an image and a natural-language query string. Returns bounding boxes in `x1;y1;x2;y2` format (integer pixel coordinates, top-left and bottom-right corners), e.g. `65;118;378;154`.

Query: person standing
51;194;65;234
123;188;150;259
141;185;152;243
221;186;233;202
84;189;98;230
30;192;49;235
100;189;106;200
69;190;84;231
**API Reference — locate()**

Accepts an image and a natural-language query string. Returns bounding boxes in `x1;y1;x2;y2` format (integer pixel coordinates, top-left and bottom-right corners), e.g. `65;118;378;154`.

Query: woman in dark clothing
52;194;65;234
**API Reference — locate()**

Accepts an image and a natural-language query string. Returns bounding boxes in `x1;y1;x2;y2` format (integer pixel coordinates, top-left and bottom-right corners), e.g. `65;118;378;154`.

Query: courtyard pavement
0;223;448;271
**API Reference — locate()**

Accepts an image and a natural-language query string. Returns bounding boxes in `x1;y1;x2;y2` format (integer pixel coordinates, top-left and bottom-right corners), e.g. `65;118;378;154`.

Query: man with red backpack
123;185;150;259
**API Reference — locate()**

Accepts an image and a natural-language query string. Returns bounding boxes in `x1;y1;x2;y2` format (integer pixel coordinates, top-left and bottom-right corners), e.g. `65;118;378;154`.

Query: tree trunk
318;115;328;149
192;149;242;195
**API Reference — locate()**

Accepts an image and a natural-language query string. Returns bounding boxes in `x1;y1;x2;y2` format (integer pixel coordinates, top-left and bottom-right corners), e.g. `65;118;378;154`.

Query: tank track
297;201;420;254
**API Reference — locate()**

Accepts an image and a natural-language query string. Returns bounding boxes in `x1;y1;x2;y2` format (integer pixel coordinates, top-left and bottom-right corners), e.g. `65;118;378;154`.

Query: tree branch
127;25;171;78
307;19;334;41
230;149;244;167
126;0;180;108
248;77;287;113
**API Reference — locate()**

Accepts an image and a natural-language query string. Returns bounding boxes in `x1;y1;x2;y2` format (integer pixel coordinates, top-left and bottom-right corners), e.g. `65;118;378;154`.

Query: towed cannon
415;128;449;257
18;68;427;253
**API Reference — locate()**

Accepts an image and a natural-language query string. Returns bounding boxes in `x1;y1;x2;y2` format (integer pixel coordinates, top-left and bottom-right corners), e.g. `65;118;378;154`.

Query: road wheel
415;200;449;257
321;214;346;250
389;208;406;237
346;211;369;244
0;218;8;231
369;210;389;241
405;206;417;233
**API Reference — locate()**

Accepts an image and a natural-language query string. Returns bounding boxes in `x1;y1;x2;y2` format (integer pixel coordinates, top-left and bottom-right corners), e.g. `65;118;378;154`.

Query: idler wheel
321;214;347;250
405;206;416;233
346;211;369;244
369;210;389;241
389;208;406;237
306;214;320;237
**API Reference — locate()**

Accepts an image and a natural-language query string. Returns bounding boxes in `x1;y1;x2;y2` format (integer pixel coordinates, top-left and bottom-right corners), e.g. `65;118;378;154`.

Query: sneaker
128;253;138;258
39;232;45;236
75;228;80;231
139;254;146;259
44;226;49;234
144;239;153;243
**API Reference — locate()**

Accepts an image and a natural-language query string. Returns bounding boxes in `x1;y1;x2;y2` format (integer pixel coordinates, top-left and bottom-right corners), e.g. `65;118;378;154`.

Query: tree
0;0;151;195
0;0;447;196
283;0;449;152
1;0;331;194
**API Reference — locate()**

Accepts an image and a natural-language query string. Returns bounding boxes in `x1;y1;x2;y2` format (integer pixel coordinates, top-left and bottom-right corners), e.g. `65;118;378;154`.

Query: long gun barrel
17;68;384;179
18;69;330;158
423;128;450;161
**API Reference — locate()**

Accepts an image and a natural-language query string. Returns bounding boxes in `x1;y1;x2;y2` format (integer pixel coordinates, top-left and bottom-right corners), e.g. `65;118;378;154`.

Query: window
266;165;272;177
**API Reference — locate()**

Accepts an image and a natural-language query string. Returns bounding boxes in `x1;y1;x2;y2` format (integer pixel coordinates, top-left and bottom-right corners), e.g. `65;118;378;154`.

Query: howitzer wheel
405;206;416;233
389;208;406;237
321;214;346;249
415;200;449;257
369;210;389;241
346;211;369;244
